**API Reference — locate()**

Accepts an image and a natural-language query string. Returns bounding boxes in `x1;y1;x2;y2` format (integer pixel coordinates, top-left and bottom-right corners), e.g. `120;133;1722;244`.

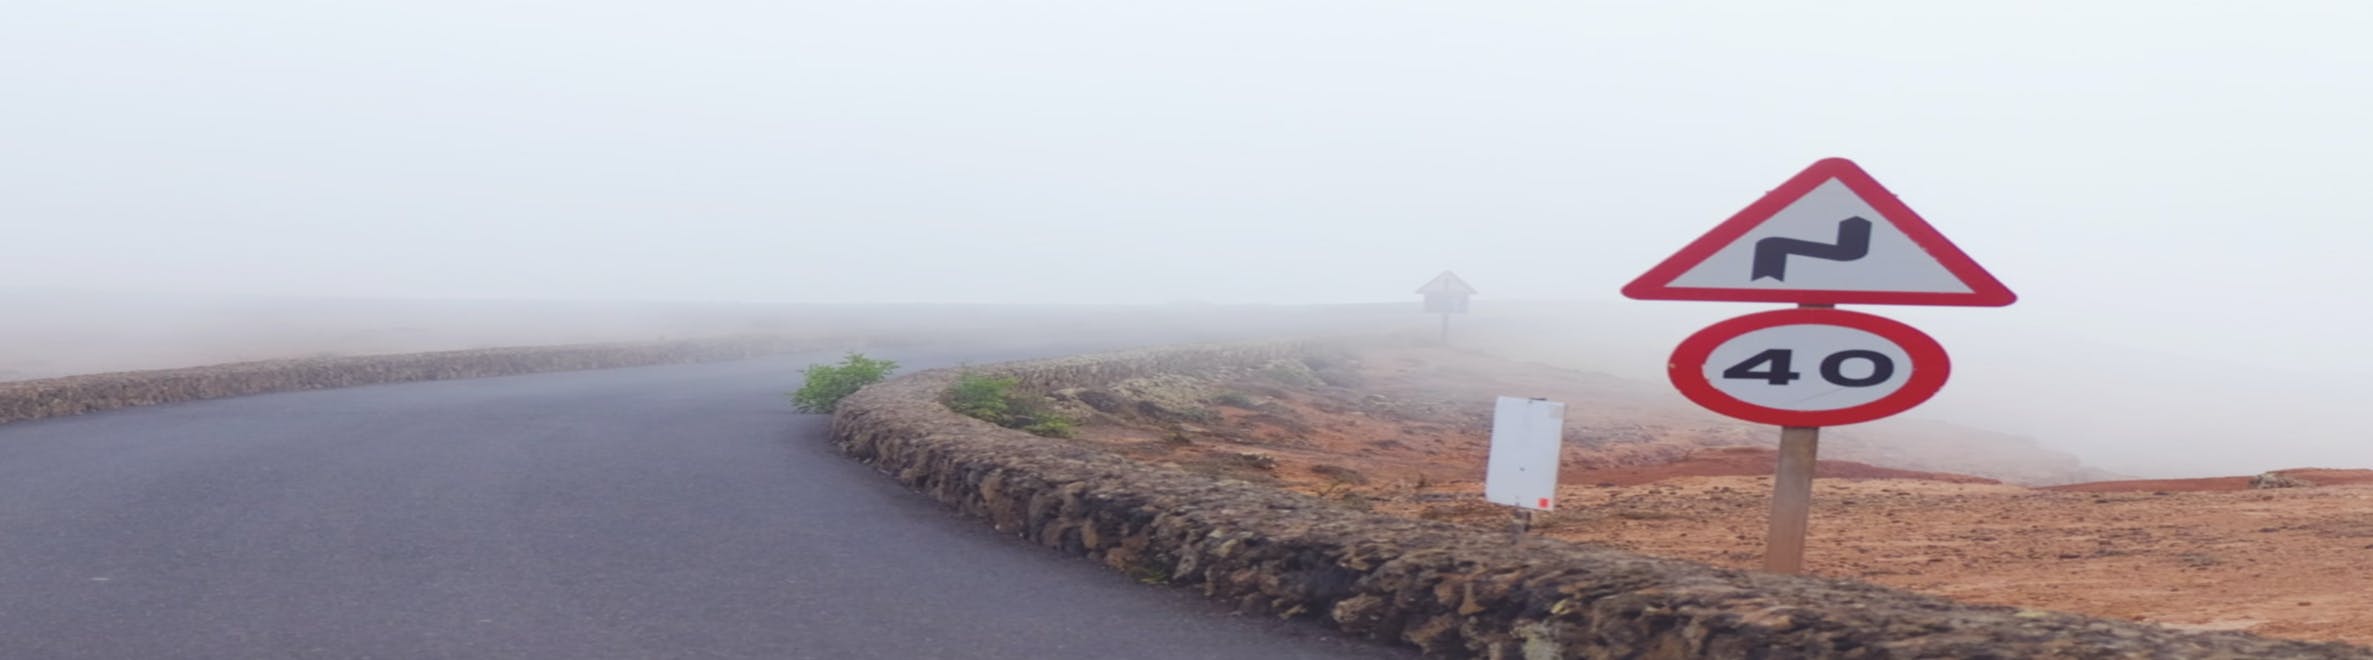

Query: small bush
790;353;898;413
948;372;1019;423
947;371;1078;438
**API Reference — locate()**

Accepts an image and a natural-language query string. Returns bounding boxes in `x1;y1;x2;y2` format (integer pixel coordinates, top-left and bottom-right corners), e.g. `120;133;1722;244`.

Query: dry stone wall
830;343;2372;659
0;335;818;426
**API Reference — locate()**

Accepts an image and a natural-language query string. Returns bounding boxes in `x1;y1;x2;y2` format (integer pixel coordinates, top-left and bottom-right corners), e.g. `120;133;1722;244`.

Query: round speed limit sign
1668;308;1950;427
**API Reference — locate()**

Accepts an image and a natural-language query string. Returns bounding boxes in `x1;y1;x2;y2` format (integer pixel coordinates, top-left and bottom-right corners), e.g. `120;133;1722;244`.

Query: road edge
0;334;836;426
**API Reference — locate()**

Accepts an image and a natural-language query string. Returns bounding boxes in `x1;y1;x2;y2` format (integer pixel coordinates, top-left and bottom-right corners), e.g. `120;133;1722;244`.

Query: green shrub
947;371;1077;438
947;372;1019;423
790;353;899;413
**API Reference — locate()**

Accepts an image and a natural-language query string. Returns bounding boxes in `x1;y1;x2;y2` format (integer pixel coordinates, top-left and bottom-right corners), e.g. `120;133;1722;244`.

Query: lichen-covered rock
830;344;2373;660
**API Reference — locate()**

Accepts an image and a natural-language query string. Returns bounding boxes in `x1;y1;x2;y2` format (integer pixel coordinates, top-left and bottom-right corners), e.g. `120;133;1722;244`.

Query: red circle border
1668;308;1950;427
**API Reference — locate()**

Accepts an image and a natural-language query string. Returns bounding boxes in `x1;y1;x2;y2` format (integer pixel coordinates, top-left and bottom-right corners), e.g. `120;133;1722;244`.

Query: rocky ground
1050;342;2373;646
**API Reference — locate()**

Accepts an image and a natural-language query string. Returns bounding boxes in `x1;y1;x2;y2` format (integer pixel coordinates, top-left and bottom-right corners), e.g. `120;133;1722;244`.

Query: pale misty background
4;2;2368;476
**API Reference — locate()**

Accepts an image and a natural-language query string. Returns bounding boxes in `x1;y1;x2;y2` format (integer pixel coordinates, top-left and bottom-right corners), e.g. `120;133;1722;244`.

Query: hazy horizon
7;3;2370;477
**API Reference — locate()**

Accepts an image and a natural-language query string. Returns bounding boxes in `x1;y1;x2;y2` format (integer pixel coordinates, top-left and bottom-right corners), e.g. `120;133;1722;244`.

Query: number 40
1721;349;1895;387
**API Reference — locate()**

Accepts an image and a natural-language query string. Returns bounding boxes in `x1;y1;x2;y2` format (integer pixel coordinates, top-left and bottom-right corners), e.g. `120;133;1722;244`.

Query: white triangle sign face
1416;270;1477;296
1623;158;2015;307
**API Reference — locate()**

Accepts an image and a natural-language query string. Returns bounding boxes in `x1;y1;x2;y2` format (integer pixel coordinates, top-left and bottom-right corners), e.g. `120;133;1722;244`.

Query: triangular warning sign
1622;158;2016;307
1416;270;1478;296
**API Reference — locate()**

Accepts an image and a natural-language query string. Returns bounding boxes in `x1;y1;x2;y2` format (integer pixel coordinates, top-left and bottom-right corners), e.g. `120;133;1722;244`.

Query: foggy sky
7;3;2373;471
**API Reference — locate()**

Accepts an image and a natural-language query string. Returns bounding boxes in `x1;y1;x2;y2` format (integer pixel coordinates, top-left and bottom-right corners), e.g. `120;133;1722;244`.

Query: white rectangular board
1485;396;1565;511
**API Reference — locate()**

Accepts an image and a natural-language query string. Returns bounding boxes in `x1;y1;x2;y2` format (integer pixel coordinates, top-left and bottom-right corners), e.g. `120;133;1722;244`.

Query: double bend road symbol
1751;217;1871;281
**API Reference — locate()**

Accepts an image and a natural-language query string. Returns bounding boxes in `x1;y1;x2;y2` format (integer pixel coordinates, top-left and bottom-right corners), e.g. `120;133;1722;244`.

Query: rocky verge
828;341;2368;658
1052;343;2110;488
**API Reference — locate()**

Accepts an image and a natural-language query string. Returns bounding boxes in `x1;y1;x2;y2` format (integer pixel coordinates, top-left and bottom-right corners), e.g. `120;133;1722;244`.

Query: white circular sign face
1668;309;1951;427
1701;324;1912;411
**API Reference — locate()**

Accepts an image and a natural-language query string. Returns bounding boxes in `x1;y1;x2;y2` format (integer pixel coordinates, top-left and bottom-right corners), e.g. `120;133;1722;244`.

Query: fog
4;2;2368;477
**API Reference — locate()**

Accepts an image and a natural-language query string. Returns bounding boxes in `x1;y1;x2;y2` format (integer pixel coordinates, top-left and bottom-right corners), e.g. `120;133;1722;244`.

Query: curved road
0;348;1409;659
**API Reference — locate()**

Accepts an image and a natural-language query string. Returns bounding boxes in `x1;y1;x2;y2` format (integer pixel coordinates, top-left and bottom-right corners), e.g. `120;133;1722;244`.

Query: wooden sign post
1763;425;1820;573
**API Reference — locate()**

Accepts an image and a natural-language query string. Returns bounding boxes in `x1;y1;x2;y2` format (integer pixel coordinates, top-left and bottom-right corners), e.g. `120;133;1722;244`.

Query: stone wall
0;335;818;426
993;341;1315;392
830;344;2372;659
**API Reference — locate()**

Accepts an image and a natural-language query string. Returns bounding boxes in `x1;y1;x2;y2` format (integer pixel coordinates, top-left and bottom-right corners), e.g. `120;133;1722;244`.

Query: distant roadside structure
1416;270;1476;344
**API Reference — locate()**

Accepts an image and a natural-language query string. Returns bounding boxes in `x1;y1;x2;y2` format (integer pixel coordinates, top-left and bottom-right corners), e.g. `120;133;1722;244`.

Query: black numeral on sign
1819;350;1894;387
1722;349;1895;388
1720;349;1801;385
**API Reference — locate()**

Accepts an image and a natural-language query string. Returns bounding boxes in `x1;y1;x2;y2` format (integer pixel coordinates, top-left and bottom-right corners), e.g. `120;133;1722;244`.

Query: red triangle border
1621;158;2017;307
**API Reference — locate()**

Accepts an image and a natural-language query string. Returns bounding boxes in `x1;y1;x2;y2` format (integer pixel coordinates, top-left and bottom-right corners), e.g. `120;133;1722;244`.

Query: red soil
2283;469;2373;485
2046;468;2373;493
2044;477;2251;493
1566;446;2001;487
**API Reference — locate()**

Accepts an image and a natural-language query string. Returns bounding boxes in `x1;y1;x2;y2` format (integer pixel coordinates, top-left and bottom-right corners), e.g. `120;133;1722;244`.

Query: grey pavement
0;348;1410;659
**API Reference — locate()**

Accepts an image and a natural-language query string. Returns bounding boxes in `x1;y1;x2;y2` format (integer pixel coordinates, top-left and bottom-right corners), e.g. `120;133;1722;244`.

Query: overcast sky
6;3;2372;374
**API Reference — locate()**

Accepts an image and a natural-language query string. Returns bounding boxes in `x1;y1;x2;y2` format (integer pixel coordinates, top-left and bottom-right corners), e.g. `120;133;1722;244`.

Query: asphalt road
0;348;1409;659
